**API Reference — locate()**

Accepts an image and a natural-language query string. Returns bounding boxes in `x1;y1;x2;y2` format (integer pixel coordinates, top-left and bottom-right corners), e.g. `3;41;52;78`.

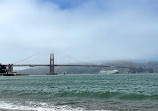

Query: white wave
0;101;85;111
0;100;111;111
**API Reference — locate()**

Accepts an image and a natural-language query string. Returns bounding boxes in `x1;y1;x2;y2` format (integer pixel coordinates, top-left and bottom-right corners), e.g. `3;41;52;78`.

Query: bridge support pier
50;54;54;75
8;64;13;73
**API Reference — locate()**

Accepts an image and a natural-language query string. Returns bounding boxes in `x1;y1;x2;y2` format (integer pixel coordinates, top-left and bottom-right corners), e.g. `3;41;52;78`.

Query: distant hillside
102;61;158;73
16;61;158;75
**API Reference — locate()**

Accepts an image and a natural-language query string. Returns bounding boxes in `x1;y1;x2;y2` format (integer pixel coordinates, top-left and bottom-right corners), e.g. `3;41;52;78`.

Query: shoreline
0;109;35;111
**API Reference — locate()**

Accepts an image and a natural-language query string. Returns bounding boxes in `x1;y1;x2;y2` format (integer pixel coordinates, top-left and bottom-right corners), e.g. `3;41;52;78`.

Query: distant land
16;61;158;75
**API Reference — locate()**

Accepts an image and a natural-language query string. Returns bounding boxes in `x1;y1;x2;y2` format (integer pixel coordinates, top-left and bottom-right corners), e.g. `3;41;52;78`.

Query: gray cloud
0;0;158;64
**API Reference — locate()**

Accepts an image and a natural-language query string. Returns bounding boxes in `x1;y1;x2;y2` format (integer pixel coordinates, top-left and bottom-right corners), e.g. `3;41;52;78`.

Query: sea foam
0;101;111;111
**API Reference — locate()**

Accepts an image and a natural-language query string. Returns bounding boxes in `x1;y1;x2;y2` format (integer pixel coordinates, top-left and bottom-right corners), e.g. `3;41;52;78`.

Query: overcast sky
0;0;158;64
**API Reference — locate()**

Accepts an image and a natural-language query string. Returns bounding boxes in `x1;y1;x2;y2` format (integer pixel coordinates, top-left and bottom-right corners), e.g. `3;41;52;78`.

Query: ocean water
0;74;158;111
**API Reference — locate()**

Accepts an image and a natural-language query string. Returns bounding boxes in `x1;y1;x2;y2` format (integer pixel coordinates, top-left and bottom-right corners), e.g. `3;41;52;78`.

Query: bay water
0;74;158;111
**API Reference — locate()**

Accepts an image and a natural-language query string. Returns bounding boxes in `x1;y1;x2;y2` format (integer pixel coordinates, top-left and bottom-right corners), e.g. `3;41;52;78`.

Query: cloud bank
0;0;158;63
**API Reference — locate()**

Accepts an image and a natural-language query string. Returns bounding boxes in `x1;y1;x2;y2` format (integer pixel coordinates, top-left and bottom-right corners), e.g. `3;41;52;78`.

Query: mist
0;0;158;64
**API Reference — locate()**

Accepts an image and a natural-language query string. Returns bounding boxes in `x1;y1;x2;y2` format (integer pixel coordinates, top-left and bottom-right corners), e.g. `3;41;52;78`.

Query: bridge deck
4;64;130;68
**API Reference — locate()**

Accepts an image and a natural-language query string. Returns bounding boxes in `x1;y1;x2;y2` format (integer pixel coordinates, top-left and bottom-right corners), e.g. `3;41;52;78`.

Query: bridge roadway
4;64;130;69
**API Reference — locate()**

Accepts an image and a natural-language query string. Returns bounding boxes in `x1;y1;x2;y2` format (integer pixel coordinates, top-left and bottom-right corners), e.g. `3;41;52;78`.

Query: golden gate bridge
2;54;132;75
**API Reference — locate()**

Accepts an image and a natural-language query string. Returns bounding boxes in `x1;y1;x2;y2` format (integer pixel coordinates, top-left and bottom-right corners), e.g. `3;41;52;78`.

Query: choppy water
0;74;158;111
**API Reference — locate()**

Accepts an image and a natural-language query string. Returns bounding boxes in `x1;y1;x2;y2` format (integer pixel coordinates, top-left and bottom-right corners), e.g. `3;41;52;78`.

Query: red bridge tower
50;54;54;75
